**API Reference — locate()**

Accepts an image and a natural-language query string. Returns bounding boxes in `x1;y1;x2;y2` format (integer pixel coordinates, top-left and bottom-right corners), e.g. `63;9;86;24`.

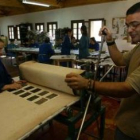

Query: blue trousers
114;127;136;140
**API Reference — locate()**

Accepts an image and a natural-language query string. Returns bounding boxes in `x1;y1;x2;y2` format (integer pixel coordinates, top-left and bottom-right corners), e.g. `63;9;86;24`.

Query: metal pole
76;35;106;140
99;65;114;82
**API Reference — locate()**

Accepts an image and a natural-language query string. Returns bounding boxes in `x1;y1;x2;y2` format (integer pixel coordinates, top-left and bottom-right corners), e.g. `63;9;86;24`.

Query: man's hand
8;83;22;89
65;73;88;90
3;83;22;90
2;80;26;91
99;26;113;42
14;80;26;84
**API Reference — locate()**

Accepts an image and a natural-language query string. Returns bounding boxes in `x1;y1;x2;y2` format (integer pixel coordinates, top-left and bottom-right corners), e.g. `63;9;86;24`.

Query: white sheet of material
0;61;84;140
19;61;83;94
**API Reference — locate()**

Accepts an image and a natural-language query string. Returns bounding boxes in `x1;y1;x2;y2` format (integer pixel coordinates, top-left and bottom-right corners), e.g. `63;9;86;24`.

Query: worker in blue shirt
89;37;99;51
38;37;55;64
0;39;25;92
61;28;73;55
29;39;39;48
6;39;17;56
55;38;63;49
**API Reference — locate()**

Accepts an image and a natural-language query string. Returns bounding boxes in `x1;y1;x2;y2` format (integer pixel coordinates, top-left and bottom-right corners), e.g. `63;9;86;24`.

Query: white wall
0;0;139;51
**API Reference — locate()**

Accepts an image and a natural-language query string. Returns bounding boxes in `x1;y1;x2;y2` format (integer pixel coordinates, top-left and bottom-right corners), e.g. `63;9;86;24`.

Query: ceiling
0;0;125;17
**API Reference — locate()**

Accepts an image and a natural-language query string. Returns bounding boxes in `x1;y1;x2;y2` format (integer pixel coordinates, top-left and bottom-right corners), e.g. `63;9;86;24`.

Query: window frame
47;22;58;40
89;18;106;43
15;25;20;40
8;25;15;40
71;20;84;41
35;23;45;32
27;24;33;31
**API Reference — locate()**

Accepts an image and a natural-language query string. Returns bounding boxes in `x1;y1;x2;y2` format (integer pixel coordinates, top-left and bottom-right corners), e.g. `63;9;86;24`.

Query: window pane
37;26;39;30
78;34;82;40
73;23;77;28
49;25;52;29
53;24;56;29
73;34;77;39
78;23;82;28
90;20;102;41
53;30;55;35
49;31;52;37
41;25;43;29
78;28;81;34
73;29;77;34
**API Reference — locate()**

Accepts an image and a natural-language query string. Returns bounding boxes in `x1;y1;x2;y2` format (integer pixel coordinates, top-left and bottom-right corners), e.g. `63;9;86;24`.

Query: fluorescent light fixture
22;0;50;7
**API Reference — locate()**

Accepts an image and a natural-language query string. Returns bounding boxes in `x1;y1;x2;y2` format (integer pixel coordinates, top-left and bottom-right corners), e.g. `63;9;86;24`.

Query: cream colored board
50;55;76;60
0;83;80;140
19;61;84;95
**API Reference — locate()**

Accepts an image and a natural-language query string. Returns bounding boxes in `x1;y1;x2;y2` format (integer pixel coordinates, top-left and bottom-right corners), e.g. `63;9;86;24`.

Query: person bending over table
65;2;140;140
6;39;17;57
89;37;99;51
38;37;54;64
28;39;39;48
0;39;25;92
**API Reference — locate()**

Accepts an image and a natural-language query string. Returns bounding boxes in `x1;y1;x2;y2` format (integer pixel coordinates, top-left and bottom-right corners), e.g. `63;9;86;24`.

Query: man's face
0;42;4;56
126;12;140;44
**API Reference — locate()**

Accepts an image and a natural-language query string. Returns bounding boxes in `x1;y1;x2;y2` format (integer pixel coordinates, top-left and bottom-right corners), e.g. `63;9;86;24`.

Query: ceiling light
22;0;50;7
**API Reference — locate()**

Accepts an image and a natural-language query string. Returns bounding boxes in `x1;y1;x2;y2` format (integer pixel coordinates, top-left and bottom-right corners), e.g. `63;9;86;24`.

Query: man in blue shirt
61;28;73;55
29;39;39;48
6;39;17;57
38;37;54;64
89;37;99;51
0;39;24;92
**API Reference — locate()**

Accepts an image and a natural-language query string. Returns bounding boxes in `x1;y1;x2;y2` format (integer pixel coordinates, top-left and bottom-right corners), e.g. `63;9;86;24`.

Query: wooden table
50;55;76;67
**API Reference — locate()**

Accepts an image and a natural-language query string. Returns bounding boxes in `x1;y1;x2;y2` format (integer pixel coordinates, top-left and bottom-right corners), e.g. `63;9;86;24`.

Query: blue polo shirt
0;59;13;92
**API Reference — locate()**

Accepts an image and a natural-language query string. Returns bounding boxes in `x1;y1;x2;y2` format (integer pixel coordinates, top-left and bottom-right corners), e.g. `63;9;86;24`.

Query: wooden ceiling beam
0;0;126;17
63;0;126;7
0;0;25;8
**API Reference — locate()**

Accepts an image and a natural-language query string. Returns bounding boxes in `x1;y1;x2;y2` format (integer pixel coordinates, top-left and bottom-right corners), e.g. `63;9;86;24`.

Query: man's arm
107;44;125;66
2;82;22;91
65;73;137;98
94;81;136;98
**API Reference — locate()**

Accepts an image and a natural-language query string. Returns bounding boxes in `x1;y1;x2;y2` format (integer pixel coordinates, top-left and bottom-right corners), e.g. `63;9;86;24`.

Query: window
71;20;84;40
35;23;44;32
47;22;58;40
16;25;20;40
8;26;15;39
15;24;32;40
27;24;33;31
89;19;106;42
